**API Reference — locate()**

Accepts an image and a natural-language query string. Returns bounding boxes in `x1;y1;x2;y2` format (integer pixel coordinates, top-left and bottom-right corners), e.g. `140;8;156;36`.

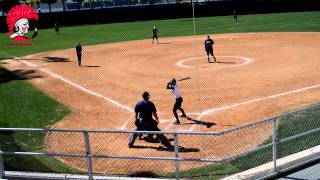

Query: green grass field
0;11;320;177
0;11;320;58
0;67;77;172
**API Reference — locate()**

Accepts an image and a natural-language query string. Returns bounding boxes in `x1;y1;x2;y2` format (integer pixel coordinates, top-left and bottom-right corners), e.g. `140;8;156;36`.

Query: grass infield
0;11;320;176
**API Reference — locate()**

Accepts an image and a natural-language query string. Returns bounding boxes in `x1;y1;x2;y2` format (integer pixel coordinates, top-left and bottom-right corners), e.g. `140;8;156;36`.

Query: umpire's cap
142;91;150;100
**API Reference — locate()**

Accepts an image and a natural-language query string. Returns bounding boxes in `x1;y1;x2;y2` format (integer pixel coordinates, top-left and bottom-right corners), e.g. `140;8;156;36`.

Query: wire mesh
278;104;320;141
0;130;47;153
44;131;85;155
2;155;86;174
0;109;319;179
92;158;176;177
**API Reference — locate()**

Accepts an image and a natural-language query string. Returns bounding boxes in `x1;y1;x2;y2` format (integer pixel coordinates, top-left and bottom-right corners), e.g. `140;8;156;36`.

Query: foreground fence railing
0;104;320;179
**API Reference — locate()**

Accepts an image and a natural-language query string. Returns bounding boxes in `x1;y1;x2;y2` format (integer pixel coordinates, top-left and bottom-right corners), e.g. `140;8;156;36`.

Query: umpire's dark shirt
135;100;156;121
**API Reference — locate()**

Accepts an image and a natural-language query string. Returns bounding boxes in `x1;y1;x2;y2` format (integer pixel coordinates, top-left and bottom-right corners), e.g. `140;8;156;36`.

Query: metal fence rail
0;104;320;179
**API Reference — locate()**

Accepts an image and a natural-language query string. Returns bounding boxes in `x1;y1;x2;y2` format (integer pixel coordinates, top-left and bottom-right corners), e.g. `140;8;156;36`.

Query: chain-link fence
0;103;320;179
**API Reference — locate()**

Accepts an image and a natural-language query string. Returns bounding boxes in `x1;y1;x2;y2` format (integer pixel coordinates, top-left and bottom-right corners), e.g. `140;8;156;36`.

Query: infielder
204;35;217;63
167;79;187;124
76;42;82;66
152;26;159;44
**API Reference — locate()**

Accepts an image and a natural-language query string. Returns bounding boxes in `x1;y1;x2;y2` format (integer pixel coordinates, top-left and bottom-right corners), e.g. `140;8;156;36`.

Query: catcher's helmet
142;91;150;100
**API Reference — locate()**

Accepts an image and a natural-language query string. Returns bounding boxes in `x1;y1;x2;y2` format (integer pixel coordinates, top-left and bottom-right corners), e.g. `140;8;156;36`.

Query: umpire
76;42;82;66
128;91;172;149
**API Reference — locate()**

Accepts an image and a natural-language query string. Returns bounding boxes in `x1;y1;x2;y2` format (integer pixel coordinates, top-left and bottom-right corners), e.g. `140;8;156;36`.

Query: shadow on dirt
185;118;215;128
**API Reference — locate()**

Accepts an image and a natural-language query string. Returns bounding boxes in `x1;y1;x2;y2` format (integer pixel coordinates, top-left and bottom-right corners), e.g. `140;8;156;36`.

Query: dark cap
142;91;150;100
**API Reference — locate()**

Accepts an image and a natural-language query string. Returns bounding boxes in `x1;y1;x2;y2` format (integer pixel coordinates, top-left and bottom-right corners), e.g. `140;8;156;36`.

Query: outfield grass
0;11;320;176
0;11;319;58
0;67;80;172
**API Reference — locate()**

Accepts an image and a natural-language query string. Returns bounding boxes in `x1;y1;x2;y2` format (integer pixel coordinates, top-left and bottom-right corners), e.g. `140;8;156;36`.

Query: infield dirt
3;32;320;174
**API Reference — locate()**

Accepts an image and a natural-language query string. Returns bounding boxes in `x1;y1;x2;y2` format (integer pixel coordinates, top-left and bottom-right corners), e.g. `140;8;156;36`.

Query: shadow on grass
0;122;54;172
128;171;158;177
0;57;15;60
42;57;70;62
0;68;42;84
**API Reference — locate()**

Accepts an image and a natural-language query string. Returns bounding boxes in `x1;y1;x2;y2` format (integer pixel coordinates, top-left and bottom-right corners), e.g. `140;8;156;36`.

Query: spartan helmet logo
6;4;38;42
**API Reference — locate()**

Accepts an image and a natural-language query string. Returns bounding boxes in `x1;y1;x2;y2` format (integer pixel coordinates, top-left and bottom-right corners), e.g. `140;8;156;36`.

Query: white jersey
171;84;181;99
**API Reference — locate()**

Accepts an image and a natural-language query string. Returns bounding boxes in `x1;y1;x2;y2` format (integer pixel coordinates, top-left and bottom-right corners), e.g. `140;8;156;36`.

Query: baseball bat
178;77;191;81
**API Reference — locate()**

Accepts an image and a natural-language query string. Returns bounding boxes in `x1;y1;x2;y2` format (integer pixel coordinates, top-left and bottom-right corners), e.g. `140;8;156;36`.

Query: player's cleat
173;121;180;125
138;134;143;140
181;114;187;118
165;145;174;151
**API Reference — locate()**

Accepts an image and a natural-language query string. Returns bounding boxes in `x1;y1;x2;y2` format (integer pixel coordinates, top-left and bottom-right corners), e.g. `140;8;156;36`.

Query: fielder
54;22;60;34
204;35;217;63
76;42;82;66
152;26;159;44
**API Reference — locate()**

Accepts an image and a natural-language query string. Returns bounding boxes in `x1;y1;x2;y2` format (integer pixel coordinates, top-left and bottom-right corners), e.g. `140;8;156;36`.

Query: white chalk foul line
15;58;320;132
18;59;178;130
176;56;252;69
188;83;320;131
17;59;134;113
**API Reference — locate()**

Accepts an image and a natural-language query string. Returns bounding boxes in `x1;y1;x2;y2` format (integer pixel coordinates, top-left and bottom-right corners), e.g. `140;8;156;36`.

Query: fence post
174;133;180;180
0;150;4;179
272;118;278;173
83;131;93;180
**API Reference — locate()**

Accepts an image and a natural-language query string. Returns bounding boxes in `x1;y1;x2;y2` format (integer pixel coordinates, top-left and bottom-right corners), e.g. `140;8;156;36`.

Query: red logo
6;4;38;42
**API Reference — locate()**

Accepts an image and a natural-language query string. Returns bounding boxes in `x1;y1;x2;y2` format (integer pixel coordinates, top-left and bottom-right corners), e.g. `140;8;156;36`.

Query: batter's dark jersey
135;100;156;121
204;38;214;51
